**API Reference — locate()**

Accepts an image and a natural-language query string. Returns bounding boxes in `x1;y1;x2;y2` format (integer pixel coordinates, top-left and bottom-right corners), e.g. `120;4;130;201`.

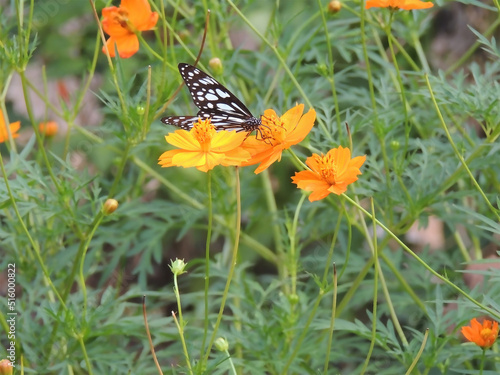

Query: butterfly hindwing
162;63;261;132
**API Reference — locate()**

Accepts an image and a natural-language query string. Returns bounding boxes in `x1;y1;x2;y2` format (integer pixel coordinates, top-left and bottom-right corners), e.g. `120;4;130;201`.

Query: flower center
480;328;495;345
314;153;338;185
259;114;286;145
114;9;131;30
192;118;216;150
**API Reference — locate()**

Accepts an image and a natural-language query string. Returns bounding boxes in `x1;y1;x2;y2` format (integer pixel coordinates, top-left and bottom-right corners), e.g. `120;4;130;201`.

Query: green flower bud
169;258;187;275
214;337;229;352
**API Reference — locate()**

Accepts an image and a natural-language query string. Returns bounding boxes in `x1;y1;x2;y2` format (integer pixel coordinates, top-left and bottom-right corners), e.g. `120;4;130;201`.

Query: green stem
172;308;194;375
424;74;500;221
200;170;213;365
343;194;500;320
360;199;379;375
323;264;338;375
204;167;242;363
290;193;307;297
226;0;332;141
316;0;341;130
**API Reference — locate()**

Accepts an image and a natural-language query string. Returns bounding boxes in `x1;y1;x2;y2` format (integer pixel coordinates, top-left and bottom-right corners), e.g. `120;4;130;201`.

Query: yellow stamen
192;118;216;149
259;114;286;144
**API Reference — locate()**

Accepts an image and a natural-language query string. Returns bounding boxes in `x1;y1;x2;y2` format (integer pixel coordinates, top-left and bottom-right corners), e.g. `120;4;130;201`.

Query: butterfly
161;63;262;133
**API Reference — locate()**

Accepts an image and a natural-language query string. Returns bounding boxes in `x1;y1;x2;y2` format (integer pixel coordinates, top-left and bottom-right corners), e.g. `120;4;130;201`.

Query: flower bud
103;199;119;215
136;105;145;116
214;337;229;352
328;0;342;13
39;121;58;137
317;64;328;76
209;57;223;75
390;140;400;151
169;258;187;275
288;293;299;305
0;360;13;375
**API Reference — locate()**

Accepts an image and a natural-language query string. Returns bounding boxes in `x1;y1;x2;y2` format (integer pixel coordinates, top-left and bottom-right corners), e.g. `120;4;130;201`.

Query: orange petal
308;189;332;202
253;147;283;174
121;0;159;31
102;7;130;37
279;104;303;134
158;149;185;167
211;130;248;152
285;108;316;146
165;131;200;151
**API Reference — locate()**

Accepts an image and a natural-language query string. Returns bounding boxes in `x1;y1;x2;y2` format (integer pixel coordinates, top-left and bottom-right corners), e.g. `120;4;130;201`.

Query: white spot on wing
216;88;230;98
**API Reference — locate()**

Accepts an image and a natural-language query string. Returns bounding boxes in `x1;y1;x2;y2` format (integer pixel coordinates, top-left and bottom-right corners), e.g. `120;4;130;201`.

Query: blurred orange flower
39;121;58;136
101;0;159;58
241;104;316;174
461;318;499;349
366;0;433;9
291;146;366;202
158;118;251;172
0;110;20;143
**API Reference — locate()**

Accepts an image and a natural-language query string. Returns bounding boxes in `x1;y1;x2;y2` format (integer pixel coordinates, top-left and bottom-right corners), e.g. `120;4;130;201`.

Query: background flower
0;110;20;143
101;0;159;58
461;318;499;349
365;0;434;10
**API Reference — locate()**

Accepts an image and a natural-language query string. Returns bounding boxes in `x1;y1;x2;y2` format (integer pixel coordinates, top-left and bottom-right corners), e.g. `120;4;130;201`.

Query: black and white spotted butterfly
161;63;262;133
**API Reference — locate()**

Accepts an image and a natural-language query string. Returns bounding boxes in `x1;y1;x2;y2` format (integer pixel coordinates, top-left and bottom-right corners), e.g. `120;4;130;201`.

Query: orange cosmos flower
461;318;499;349
159;118;251;172
0;110;20;143
101;0;159;58
366;0;433;9
241;104;316;174
39;121;58;136
291;146;366;202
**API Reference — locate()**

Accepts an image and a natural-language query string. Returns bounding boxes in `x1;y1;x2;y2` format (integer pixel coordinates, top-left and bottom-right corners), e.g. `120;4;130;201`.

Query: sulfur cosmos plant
241;104;316;174
365;0;434;10
292;146;366;202
461;318;499;349
101;0;159;58
158;118;251;172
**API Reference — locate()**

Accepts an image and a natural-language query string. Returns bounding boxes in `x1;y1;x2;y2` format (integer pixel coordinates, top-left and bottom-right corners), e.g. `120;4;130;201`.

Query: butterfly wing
162;63;261;132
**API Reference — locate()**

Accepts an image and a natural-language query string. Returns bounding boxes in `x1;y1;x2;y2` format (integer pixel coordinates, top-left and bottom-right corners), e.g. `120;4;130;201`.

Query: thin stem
204;167;242;363
226;0;332;141
424;74;500;221
142;297;164;375
316;0;341;129
360;199;379;375
323;264;338;375
261;169;285;280
343;194;500;320
172;311;194;375
200;170;213;363
0;152;66;310
290;193;307;297
404;328;429;375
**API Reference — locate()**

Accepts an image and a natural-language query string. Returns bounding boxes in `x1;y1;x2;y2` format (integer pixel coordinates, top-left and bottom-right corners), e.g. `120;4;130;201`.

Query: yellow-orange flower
101;0;159;58
159;118;251;172
461;318;499;349
291;146;366;202
0;110;20;143
241;104;316;174
39;121;58;136
365;0;433;9
0;359;13;375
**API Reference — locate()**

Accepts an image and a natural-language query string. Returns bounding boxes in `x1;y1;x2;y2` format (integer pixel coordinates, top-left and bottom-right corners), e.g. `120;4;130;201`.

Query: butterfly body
162;63;261;132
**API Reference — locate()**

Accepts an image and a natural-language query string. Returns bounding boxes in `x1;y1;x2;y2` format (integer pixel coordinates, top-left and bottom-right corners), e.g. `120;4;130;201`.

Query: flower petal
103;34;140;58
285;108;316;146
165;131;200;151
121;0;159;31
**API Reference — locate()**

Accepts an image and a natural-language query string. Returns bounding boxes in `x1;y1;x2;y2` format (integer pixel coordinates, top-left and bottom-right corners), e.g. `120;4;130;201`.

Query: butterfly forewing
162;63;261;132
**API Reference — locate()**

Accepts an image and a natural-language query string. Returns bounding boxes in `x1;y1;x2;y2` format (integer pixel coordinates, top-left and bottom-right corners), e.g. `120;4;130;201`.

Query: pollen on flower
259;113;286;144
192;118;216;144
314;153;338;185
